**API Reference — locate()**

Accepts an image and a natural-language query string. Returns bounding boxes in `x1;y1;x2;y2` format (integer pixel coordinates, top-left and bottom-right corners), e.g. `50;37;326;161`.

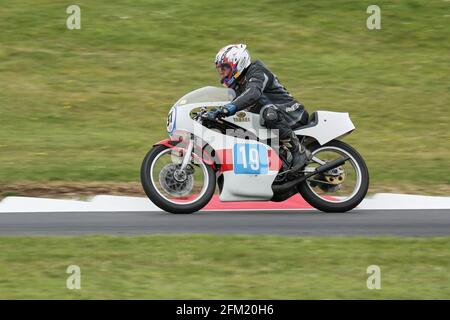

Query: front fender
153;138;179;148
153;138;216;169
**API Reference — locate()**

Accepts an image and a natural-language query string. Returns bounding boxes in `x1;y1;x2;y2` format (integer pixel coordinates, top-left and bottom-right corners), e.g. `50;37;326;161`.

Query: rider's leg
261;105;308;172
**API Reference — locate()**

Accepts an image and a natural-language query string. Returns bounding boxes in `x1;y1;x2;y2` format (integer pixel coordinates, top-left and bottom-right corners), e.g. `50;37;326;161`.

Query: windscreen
174;86;236;106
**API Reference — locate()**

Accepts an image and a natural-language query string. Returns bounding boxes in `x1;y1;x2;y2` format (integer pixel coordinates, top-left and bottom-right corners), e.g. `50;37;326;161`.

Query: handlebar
192;107;226;124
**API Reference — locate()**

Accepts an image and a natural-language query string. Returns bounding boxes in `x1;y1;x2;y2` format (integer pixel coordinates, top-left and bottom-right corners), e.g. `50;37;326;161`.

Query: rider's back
235;60;298;114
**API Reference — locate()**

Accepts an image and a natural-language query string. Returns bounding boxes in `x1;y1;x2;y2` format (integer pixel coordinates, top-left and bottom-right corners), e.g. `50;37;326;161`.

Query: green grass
0;0;449;186
0;235;449;299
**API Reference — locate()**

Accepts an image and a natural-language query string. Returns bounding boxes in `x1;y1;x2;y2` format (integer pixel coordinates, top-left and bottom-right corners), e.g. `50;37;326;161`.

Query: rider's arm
232;70;269;111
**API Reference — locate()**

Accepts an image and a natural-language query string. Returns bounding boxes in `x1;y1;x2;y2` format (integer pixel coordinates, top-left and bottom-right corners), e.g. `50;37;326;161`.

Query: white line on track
0;193;449;213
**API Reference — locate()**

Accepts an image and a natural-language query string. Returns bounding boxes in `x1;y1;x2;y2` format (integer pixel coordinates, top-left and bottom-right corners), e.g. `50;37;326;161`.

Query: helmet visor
216;63;232;82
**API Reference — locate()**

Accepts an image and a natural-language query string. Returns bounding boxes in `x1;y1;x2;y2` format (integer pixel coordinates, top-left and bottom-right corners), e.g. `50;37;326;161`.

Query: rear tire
140;145;216;214
298;140;369;212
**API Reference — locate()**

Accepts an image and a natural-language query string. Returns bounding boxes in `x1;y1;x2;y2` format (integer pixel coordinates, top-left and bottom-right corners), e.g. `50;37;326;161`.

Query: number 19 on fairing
233;143;269;174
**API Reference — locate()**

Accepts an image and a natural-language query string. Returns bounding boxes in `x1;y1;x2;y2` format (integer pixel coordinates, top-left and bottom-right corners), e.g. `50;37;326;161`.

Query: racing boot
281;132;308;172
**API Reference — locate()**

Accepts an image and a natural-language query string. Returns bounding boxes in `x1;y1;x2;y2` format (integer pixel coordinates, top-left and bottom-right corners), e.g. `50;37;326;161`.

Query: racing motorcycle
141;86;369;214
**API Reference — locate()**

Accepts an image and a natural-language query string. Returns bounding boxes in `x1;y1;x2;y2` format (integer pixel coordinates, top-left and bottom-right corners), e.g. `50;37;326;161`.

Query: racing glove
206;104;237;121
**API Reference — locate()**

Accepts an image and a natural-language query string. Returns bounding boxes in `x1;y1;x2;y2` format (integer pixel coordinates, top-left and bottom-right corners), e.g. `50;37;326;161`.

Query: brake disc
159;163;194;197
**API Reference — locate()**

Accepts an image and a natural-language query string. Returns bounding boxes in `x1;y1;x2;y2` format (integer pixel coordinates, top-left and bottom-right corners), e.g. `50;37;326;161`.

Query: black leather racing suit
231;60;308;140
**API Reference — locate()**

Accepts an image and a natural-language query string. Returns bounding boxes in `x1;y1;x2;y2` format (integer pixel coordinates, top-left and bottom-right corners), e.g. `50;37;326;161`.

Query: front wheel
140;144;216;214
298;140;369;212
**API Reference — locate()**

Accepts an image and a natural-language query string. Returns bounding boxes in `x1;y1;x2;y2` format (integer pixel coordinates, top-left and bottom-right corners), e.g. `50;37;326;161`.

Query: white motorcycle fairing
294;111;355;145
164;86;356;202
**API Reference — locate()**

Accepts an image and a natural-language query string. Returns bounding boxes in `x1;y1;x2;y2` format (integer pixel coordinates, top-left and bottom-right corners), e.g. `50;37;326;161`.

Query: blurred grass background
0;2;449;300
0;235;449;299
0;0;449;189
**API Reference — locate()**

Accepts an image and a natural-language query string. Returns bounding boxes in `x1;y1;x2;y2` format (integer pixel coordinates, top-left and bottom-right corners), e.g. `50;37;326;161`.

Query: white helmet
215;44;251;87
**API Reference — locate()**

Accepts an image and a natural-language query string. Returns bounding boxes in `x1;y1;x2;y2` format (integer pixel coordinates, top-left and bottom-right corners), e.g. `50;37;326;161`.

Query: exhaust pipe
272;156;350;194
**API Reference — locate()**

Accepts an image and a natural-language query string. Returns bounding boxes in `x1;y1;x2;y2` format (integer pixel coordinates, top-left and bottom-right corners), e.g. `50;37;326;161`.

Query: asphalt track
0;209;449;236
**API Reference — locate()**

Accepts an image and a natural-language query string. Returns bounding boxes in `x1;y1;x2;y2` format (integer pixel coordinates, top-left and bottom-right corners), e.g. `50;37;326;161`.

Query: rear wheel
298;140;369;212
140;144;216;214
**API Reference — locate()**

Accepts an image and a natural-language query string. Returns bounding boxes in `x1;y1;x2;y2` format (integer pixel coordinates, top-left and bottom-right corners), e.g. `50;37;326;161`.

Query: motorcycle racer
208;44;309;172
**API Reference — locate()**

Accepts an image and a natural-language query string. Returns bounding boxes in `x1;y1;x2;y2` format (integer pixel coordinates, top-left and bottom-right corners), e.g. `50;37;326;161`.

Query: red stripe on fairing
268;149;282;171
216;147;282;172
216;149;234;172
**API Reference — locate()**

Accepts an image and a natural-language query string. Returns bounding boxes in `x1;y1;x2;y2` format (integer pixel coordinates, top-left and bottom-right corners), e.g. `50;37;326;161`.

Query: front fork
179;136;194;171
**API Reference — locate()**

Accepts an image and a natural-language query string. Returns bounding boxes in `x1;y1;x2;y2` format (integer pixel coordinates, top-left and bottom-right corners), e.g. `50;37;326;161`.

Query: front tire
298;140;369;212
141;144;216;214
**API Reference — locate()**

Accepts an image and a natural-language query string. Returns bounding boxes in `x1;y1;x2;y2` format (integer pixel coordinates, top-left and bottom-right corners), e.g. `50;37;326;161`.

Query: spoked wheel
140;144;216;214
298;140;369;212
